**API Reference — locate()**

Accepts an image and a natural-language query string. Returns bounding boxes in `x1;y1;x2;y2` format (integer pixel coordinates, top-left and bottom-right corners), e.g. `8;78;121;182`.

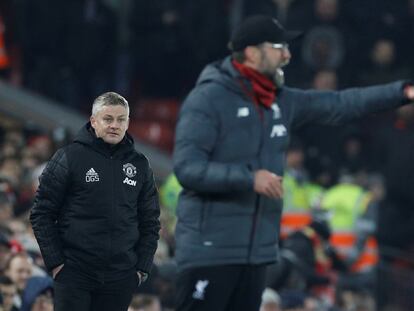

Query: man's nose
283;48;291;59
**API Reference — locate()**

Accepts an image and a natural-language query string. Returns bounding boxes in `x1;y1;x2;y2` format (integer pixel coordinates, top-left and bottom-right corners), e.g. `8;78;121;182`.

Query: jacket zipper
107;156;115;274
247;106;267;262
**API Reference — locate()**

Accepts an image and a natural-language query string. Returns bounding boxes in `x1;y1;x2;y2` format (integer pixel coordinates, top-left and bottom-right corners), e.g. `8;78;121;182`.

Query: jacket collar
73;122;134;158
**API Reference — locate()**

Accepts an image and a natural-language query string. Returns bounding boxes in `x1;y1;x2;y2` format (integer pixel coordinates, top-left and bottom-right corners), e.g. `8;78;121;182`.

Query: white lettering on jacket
270;125;287;138
123;177;137;186
237;107;249;117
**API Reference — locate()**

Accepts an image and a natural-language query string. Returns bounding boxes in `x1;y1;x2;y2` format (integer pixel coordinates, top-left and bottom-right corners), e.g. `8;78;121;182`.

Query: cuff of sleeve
135;252;155;274
44;255;65;272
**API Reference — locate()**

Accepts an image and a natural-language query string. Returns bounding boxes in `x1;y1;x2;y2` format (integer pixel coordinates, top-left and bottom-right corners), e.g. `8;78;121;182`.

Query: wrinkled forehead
98;104;129;117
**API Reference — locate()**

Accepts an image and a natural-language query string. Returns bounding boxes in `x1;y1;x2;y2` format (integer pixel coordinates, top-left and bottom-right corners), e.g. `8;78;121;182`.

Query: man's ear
90;115;96;129
244;46;258;63
243;46;262;68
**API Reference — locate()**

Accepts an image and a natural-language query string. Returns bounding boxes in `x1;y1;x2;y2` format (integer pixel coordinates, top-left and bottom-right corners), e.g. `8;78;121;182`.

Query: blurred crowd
1;0;414;310
0;0;413;106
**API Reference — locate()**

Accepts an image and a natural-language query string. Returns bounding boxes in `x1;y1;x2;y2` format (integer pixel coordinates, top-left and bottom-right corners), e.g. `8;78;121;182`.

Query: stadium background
0;0;414;310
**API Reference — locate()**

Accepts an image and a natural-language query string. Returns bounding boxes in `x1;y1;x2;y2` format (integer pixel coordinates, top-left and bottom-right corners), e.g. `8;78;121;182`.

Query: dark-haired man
173;15;414;311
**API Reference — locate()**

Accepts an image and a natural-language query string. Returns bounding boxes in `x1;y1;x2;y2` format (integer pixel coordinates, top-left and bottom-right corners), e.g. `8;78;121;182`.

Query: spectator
4;253;33;309
128;294;161;311
0;192;13;224
0;233;12;276
0;276;18;311
312;70;338;90
357;39;411;86
20;276;53;311
260;288;282;311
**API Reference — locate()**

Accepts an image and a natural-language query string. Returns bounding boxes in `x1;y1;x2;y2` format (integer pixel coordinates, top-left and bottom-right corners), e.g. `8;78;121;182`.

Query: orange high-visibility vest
0;15;10;69
281;172;312;239
321;184;378;273
330;232;378;273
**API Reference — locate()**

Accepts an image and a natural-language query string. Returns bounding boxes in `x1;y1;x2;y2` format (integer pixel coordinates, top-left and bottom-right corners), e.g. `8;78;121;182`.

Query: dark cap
229;15;302;51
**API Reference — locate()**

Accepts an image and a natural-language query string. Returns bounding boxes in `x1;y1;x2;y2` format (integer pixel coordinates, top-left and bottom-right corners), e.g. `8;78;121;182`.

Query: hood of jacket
73;122;134;157
196;56;250;96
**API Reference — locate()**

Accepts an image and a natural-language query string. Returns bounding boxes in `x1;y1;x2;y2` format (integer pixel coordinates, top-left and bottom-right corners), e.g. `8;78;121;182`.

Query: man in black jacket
173;15;414;311
30;92;160;311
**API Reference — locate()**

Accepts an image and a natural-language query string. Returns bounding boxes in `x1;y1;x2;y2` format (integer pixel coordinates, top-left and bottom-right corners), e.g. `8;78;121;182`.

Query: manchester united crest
123;163;137;178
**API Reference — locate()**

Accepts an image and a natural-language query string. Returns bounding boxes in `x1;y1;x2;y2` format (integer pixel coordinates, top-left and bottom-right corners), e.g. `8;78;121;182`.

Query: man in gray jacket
173;15;414;311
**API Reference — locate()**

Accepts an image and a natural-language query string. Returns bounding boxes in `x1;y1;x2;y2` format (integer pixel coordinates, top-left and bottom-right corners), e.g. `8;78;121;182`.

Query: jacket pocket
200;202;253;247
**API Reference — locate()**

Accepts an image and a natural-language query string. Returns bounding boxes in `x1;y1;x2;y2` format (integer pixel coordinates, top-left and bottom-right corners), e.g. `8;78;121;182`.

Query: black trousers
175;264;267;311
53;265;138;311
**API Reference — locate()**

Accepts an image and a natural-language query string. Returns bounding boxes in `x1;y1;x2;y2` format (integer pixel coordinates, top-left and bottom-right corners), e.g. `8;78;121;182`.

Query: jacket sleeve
30;148;69;271
173;89;254;193
289;81;408;129
135;160;161;274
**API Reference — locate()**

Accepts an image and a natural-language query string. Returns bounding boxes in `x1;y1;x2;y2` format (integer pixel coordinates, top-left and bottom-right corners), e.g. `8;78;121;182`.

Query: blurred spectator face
128;300;162;311
272;0;292;9
7;220;27;241
304;297;320;310
313;70;337;90
0;158;22;186
21;148;40;171
315;0;338;21
128;295;162;311
286;149;304;169
4;129;25;147
90;105;129;145
31;291;53;311
0;142;18;158
29;136;53;162
343;137;362;158
0;282;17;311
260;301;281;311
5;254;33;292
0;243;11;271
0;194;13;223
396;104;414;122
371;40;395;67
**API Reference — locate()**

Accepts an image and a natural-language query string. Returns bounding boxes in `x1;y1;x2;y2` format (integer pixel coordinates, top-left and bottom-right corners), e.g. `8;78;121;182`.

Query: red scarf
232;60;276;108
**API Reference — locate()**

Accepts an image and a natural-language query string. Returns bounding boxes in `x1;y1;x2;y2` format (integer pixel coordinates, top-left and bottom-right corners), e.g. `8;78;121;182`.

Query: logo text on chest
85;168;100;182
270;125;287;138
123;177;137;186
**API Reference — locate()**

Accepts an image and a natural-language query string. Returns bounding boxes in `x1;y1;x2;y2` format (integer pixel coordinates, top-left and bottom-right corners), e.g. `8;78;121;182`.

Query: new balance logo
237;107;249;117
123;177;136;186
192;280;209;300
271;103;281;119
85;168;99;182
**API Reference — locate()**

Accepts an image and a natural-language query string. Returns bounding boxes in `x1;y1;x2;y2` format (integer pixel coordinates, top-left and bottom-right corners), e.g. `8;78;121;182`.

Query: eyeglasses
268;43;289;51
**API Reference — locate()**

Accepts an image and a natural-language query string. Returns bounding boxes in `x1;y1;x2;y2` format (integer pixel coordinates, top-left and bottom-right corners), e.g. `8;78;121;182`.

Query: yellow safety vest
321;183;378;272
281;172;312;239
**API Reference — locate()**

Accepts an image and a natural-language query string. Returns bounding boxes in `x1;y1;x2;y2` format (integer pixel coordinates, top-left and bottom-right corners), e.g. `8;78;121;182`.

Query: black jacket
173;56;408;271
30;123;160;280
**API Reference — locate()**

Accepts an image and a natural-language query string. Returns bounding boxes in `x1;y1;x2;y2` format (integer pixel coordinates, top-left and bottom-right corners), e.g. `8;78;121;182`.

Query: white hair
91;92;129;116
